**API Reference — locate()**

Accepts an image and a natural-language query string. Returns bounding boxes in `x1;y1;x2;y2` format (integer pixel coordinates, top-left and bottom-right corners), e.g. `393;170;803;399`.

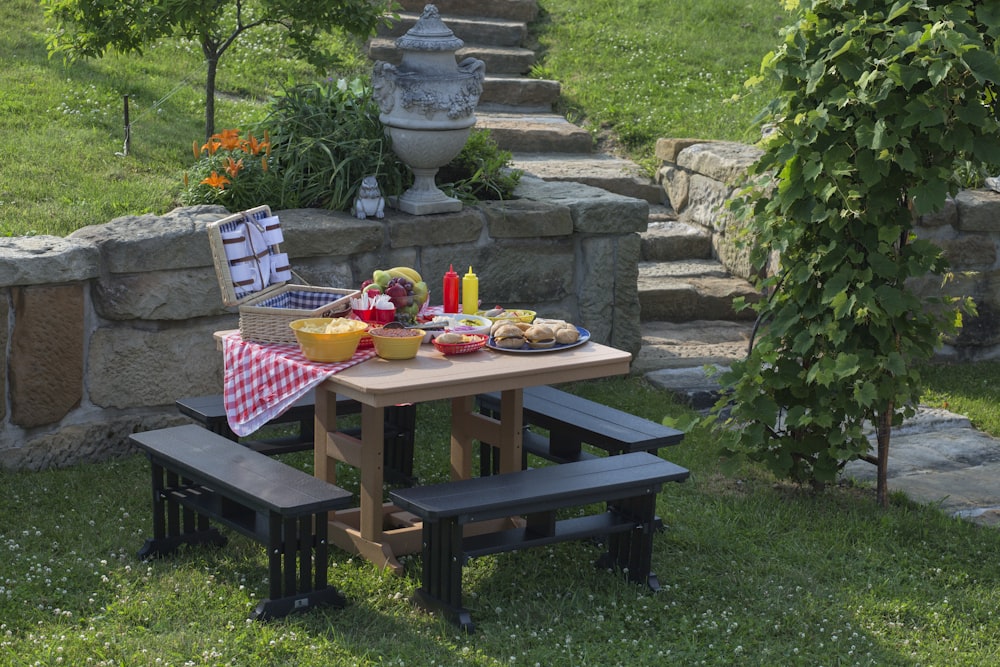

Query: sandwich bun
492;323;526;349
524;325;555;349
435;332;465;345
555;327;580;344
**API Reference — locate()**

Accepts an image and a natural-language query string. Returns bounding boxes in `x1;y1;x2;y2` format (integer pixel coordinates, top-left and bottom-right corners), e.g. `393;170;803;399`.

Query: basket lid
207;205;292;307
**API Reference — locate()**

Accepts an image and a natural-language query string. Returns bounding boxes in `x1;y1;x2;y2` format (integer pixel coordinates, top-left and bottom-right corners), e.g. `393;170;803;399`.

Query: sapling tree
41;0;391;138
716;0;1000;506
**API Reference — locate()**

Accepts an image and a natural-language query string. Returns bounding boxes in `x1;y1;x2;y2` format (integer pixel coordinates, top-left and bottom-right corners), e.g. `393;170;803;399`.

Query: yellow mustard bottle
462;266;479;315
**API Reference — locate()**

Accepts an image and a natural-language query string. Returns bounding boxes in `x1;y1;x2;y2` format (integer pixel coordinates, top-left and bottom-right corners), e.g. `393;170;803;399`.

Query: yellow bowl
289;318;368;363
368;327;425;360
477;309;536;324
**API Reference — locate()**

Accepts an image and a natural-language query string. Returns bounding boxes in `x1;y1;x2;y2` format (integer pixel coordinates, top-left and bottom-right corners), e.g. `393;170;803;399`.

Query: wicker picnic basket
207;205;358;344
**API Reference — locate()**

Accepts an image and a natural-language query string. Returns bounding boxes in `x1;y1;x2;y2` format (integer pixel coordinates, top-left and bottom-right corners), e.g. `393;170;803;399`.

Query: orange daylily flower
200;171;230;189
192;140;200;160
213;129;243;151
224;156;244;179
201;139;222;156
261;156;268;173
243;133;270;156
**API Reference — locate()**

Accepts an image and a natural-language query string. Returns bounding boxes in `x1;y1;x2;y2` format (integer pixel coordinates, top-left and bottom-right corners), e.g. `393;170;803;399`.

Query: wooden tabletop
214;329;633;407
318;341;633;407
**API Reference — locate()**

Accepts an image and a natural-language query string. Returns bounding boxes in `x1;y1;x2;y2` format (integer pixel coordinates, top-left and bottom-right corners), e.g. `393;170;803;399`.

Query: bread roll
555;327;580;344
525;325;554;343
492;323;525;349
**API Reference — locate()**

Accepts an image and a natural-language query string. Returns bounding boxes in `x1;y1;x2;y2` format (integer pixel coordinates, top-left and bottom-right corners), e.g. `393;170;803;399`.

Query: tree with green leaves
716;0;999;506
41;0;391;138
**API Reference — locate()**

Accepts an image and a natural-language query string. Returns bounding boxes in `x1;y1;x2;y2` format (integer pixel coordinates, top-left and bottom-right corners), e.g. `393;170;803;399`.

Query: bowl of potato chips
289;317;368;362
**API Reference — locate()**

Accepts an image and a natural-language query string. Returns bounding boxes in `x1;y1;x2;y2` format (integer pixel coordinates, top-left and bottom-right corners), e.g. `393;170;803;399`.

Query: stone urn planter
372;4;486;215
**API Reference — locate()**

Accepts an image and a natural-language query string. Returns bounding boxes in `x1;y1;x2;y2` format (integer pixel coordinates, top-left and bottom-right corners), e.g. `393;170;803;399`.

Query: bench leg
137;460;226;560
251;510;346;621
597;492;661;591
413;517;474;632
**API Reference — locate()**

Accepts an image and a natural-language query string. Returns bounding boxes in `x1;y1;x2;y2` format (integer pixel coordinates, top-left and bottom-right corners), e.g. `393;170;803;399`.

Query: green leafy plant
180;79;522;214
714;0;998;506
261;77;408;212
180;128;280;210
437;129;522;202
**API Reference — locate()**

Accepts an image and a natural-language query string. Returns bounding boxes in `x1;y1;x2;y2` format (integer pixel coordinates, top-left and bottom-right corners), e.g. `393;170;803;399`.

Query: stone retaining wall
0;176;648;470
656;138;1000;361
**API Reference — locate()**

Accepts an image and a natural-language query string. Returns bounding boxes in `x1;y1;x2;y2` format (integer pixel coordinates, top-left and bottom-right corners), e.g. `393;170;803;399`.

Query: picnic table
217;330;633;573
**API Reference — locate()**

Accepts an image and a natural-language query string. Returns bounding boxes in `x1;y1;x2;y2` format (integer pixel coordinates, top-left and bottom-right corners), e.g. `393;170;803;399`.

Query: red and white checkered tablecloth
221;331;376;437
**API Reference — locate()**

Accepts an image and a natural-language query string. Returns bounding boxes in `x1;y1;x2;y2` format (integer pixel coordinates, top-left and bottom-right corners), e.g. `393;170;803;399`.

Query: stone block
277;208;384;257
916;196;958;228
480;199;573;238
953;299;1000;349
569;197;648;235
88;319;229;409
955;189;1000;233
655;138;707;164
94;267;225;321
659;165;690;212
10;285;84;428
713;226;758;282
388;208;484;247
1;414;183;471
679;173;734;231
69;205;228;273
514;176;649;234
579;234;641;354
931;234;998;271
0;236;99;287
474;241;575;306
290;256;357;292
676;142;762;186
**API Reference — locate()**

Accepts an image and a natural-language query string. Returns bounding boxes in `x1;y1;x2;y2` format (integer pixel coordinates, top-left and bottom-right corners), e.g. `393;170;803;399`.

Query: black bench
176;391;417;485
131;424;354;621
477;385;685;475
389;452;689;632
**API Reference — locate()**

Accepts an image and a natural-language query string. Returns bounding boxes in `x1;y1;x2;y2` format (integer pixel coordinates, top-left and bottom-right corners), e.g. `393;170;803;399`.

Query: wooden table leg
359;405;386;543
450;389;523;477
450;395;475;480
314;389;338;485
496;389;523;474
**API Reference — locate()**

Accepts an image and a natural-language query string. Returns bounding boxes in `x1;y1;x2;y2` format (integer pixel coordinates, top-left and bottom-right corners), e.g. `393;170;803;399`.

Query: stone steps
392;0;539;23
635;205;759;387
368;38;539;75
369;2;583;152
476;113;594;153
638;259;758;323
376;12;527;49
476;76;562;113
368;2;760;391
509;153;663;203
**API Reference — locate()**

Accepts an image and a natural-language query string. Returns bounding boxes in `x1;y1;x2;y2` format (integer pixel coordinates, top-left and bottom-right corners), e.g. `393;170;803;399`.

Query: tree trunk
875;404;892;508
203;47;219;140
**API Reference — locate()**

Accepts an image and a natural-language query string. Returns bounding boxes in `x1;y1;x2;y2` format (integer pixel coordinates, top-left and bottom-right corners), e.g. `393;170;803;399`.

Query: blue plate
486;327;590;353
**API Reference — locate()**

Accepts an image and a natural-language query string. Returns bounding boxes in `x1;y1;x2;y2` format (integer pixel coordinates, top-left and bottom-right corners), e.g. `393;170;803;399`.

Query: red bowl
432;334;487;355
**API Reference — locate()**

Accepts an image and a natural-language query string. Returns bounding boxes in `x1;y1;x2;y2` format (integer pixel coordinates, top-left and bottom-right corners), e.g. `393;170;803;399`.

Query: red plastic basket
432;334;487;355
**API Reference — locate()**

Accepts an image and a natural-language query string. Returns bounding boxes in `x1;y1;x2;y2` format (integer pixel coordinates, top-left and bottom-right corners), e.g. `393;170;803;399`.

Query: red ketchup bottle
443;264;460;313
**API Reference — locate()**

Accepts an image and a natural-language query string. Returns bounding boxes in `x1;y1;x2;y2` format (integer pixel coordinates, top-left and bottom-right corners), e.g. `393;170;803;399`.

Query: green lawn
1;373;999;666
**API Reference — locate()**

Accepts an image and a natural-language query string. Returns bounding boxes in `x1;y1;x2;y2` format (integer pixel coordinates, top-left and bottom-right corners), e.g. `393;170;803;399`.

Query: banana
388;266;422;284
